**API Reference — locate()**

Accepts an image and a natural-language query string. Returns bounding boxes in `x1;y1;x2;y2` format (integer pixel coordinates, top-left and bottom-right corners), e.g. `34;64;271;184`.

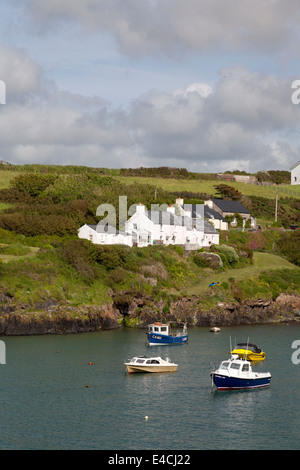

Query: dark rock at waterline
0;293;299;335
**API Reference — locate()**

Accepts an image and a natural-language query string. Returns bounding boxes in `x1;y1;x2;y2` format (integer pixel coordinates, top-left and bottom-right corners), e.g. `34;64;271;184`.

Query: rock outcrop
0;291;299;335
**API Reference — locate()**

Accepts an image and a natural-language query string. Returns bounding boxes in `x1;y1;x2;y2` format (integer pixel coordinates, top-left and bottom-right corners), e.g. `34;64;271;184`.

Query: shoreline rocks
0;292;299;335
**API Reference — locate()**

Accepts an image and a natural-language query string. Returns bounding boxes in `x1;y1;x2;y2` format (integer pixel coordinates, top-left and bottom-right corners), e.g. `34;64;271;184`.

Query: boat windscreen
236;343;261;353
220;361;229;369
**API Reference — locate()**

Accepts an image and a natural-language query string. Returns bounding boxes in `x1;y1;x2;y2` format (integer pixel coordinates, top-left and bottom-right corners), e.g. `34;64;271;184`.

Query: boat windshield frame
235;343;261;353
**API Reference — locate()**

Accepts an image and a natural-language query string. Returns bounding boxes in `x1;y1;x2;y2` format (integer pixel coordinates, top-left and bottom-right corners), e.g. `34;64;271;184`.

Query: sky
1;0;300;173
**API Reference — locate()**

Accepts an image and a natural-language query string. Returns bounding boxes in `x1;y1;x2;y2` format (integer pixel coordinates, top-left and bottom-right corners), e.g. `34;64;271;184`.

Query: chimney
175;197;184;206
167;204;175;214
204;199;213;208
136;203;146;213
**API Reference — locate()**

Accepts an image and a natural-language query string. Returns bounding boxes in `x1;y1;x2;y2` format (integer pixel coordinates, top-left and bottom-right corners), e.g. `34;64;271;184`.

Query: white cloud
174;82;213;98
0;45;52;101
19;0;300;58
0;39;299;173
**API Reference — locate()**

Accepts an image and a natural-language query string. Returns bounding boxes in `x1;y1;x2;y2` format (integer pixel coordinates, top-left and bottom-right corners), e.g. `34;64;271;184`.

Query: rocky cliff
0;291;299;335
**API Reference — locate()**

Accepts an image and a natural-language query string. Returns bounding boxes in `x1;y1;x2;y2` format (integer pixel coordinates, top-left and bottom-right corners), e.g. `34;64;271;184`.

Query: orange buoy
88;362;93;365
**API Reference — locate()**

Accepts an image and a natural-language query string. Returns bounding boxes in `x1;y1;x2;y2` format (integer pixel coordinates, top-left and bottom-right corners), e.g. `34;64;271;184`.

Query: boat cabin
219;356;252;375
220;360;250;371
147;323;170;336
129;357;161;365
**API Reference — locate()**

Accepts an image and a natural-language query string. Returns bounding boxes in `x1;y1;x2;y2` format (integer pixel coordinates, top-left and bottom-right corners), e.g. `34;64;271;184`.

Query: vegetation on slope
0;165;298;316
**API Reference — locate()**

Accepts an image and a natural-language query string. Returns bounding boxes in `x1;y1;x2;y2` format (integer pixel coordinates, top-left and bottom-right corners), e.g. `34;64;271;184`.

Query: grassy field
0;243;40;263
0;169;299;199
116;176;300;200
186;252;300;295
0;171;22;190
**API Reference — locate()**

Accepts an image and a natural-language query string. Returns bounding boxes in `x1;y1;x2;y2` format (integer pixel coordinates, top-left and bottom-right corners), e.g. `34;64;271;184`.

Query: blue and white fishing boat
147;322;189;346
211;355;271;391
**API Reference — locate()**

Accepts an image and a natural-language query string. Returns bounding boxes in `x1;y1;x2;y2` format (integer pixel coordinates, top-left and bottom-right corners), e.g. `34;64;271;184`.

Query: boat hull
125;364;178;373
147;332;189;346
212;373;271;390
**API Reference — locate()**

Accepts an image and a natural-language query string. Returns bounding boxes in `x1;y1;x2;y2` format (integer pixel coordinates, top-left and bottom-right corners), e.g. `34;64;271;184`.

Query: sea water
0;323;300;450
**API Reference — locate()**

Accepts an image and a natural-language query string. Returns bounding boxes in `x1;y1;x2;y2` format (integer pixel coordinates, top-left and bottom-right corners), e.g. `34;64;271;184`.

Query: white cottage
290;161;300;185
176;198;228;231
78;223;133;246
125;203;219;248
125;204;187;247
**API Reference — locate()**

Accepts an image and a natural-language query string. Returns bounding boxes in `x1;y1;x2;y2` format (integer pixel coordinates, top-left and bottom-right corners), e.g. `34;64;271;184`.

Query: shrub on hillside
193;252;223;268
63;239;99;284
0;213;77;236
94;245;135;271
0;187;32;203
276;228;300;266
214;245;239;266
11;173;57;197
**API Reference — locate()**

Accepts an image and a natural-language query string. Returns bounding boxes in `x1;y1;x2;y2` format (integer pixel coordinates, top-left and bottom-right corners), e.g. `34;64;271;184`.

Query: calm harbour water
1;323;300;450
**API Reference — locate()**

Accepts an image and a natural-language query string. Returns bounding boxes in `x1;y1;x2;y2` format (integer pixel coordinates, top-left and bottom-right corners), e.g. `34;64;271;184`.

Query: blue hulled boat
147;322;189;346
211;355;271;391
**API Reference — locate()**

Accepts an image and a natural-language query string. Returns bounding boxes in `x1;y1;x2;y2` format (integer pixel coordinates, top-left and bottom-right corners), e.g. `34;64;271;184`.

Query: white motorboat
124;356;178;374
211;354;271;391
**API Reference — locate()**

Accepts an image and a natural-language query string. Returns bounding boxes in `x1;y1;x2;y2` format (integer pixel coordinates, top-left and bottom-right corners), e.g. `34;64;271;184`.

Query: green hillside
0;164;298;316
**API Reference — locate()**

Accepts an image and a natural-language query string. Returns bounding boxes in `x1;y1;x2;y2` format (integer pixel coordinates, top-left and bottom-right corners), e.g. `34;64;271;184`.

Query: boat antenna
244;337;249;361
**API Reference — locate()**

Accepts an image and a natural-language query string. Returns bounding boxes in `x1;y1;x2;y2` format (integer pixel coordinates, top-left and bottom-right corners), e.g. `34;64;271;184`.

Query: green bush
94;245;135;271
63;239;99;284
12;173;57;197
276;229;300;266
215;245;239;265
193;254;211;267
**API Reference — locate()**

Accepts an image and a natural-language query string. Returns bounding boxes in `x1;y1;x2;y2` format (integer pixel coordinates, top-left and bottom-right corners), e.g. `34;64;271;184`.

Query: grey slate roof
182;203;226;221
212;199;251;214
145;210;193;228
87;223;126;235
204;205;227;221
203;220;219;233
145;210;218;233
290;161;300;170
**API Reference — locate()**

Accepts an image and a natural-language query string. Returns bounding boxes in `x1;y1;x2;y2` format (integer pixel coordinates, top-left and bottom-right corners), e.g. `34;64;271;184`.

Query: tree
214;184;242;200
